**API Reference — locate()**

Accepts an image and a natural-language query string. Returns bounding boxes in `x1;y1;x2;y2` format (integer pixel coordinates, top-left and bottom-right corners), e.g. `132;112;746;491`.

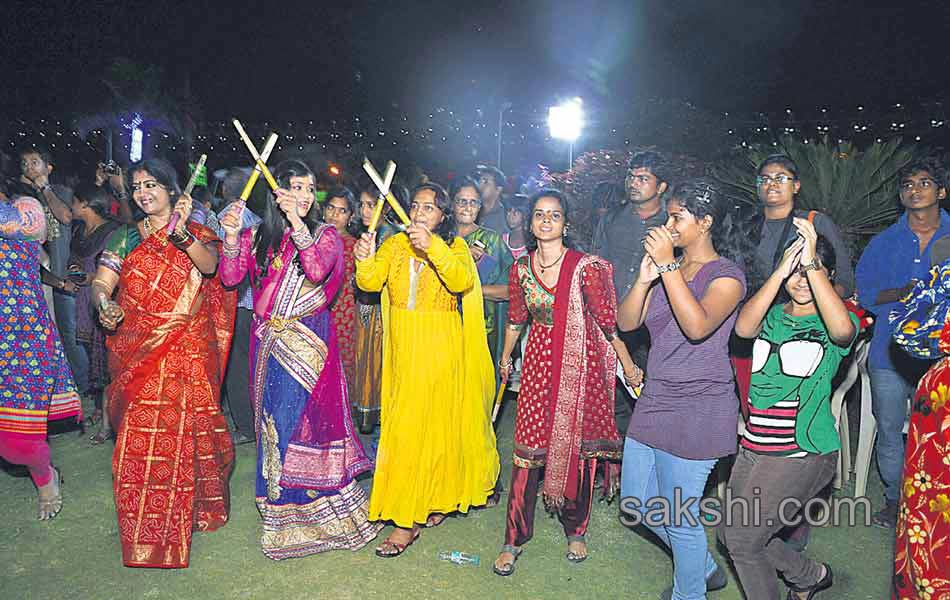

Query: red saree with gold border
106;224;236;568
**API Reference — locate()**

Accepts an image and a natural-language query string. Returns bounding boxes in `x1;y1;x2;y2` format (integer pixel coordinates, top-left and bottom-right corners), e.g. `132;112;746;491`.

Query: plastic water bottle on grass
438;550;480;566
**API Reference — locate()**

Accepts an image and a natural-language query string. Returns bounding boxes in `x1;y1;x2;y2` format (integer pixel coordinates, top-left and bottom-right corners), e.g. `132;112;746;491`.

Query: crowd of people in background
1;142;949;598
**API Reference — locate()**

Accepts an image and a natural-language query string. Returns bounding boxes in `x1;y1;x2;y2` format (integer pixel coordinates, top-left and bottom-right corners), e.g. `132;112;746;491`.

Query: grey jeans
719;447;837;600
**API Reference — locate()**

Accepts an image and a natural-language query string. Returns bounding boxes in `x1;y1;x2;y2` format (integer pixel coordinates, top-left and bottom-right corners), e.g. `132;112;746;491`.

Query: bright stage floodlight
548;97;584;142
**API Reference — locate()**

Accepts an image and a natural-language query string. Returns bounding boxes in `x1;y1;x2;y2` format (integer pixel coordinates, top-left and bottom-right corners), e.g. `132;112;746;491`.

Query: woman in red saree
890;259;950;598
91;158;235;569
493;189;641;576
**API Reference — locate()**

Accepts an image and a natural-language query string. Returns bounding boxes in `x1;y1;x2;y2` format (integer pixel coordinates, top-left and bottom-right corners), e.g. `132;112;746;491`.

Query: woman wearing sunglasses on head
720;219;858;600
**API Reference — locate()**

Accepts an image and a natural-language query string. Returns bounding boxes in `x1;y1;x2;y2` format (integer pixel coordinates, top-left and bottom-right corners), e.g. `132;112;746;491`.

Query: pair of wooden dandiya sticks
361;158;411;232
232;119;280;204
229;118;410;233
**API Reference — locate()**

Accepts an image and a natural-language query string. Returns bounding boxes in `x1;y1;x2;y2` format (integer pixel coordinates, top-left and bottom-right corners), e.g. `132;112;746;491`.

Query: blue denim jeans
53;291;88;394
621;436;718;600
869;367;915;504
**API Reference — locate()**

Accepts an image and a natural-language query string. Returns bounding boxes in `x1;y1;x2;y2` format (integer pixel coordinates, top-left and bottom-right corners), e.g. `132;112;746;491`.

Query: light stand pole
548;98;583;171
497;101;512;169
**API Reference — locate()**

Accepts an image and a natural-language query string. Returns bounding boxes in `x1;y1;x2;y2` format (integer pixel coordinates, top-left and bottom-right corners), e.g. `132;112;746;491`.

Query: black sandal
786;563;833;599
89;428;113;445
566;536;587;564
492;545;522;576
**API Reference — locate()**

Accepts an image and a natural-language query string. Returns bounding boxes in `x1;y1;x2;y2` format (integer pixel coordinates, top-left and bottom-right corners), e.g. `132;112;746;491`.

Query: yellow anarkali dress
356;233;499;527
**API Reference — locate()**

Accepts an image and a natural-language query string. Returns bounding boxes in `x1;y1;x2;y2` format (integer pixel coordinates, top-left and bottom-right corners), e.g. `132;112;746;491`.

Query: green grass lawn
1;396;893;599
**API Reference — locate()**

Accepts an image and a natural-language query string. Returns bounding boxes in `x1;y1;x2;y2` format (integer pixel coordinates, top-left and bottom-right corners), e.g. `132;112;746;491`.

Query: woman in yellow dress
354;182;499;557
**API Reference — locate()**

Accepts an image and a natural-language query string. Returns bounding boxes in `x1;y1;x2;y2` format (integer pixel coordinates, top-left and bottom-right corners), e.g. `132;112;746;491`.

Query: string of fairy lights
5;99;948;175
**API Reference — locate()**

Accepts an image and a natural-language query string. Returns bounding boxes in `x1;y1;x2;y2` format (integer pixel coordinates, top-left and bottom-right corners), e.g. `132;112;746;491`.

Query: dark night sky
2;0;949;122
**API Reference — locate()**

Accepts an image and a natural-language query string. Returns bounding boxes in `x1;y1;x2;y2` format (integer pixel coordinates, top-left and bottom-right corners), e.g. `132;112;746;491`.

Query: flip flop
566;537;587;564
492;545;523;576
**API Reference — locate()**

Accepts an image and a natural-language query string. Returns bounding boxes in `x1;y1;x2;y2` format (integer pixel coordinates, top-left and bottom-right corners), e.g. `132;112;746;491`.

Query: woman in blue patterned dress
0;195;80;519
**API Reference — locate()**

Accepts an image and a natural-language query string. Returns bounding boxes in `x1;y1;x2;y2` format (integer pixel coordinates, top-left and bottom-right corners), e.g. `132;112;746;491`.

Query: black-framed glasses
454;199;482;208
756;174;795;187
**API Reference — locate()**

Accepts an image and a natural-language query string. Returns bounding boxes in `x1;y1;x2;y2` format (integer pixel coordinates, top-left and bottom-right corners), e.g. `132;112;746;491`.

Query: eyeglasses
131;180;164;193
324;204;350;215
900;178;936;192
454;199;482;208
410;202;440;215
751;338;825;378
756;174;795;187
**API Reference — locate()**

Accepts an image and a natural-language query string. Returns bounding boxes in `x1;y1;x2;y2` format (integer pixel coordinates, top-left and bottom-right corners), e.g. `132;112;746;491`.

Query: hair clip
698;186;713;204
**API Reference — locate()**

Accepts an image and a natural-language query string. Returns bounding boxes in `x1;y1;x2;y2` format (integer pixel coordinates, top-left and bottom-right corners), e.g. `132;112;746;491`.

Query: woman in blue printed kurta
0;195;79;520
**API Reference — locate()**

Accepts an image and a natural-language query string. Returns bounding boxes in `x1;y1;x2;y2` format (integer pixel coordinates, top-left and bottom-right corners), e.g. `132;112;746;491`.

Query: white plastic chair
830;338;868;489
850;339;878;498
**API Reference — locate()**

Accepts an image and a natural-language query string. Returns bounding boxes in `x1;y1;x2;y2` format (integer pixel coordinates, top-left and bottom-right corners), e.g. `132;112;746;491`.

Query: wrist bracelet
169;230;196;250
656;260;681;274
222;241;241;258
290;227;315;250
498;357;514;370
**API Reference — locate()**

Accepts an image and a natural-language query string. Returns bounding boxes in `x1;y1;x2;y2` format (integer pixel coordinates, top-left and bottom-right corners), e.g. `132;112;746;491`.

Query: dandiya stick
367;161;397;233
491;377;507;424
167;153;207;234
233;119;279;191
368;200;386;233
239;134;278;201
363;159;410;226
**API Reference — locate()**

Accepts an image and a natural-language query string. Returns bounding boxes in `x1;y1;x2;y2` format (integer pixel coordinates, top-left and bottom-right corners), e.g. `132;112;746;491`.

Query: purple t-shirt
627;258;746;460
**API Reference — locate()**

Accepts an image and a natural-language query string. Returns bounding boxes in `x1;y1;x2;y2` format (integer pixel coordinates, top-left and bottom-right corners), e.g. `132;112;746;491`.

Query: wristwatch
800;257;822;273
